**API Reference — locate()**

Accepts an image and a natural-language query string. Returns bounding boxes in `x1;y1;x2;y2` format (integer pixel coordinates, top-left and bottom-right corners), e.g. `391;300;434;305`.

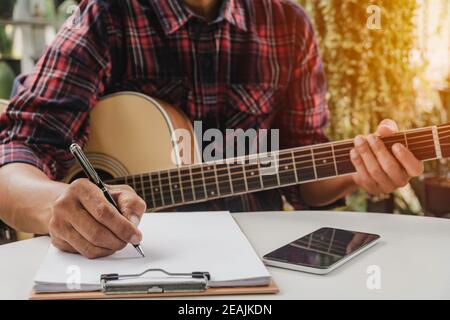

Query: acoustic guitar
2;94;450;212
59;92;450;212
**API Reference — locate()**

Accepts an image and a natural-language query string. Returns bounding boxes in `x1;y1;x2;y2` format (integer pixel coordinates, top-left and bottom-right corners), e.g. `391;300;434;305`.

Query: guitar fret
213;164;221;197
294;149;316;182
151;172;163;208
310;147;318;179
291;150;299;183
146;174;156;209
313;145;337;179
159;171;173;206
168;171;175;204
215;162;232;196
203;164;219;198
169;169;183;204
180;167;195;203
200;165;210;197
278;152;296;185
139;174;148;208
331;144;338;176
432;126;443;159
244;161;262;191
177;167;185;203
260;153;279;188
227;162;234;194
189;166;196;201
191;167;206;200
334;142;355;175
399;128;436;161
256;156;264;188
228;162;246;193
438;124;450;158
242;162;249;192
156;171;164;206
275;153;281;186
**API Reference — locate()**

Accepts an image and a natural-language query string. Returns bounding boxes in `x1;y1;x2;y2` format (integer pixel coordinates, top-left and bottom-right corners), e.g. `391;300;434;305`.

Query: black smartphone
263;227;380;274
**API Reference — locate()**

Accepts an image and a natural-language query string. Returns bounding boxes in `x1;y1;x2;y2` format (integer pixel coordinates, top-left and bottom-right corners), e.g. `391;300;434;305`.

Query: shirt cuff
0;142;56;179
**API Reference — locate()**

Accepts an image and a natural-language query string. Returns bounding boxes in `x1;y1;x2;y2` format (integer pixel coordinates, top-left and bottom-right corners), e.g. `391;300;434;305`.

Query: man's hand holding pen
48;179;146;259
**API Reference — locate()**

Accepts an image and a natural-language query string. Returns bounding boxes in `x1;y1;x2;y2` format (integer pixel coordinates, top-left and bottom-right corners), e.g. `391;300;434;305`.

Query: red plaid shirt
0;0;335;212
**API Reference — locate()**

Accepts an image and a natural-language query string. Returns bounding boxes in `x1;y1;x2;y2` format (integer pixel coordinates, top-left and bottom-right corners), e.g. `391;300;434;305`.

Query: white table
1;211;450;300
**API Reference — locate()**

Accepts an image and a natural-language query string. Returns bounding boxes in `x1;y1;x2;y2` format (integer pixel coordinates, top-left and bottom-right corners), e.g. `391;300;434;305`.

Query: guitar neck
108;124;450;211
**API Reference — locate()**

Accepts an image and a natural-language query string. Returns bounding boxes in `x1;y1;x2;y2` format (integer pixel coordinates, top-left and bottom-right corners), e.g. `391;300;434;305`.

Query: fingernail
130;215;140;227
355;136;365;147
393;143;403;153
130;234;140;245
367;134;376;145
382;121;397;131
350;149;358;159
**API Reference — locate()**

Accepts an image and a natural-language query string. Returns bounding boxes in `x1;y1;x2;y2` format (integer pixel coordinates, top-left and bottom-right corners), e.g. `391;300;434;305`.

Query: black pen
70;143;145;257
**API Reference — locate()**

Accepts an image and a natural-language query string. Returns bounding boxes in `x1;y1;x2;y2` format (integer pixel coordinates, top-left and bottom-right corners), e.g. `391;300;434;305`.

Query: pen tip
136;245;145;258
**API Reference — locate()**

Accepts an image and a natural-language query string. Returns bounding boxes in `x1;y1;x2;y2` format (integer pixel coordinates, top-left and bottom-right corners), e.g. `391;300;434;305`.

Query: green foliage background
297;0;420;139
294;0;449;214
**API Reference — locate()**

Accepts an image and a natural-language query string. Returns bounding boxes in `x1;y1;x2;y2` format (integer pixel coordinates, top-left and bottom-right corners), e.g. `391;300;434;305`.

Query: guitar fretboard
107;124;450;210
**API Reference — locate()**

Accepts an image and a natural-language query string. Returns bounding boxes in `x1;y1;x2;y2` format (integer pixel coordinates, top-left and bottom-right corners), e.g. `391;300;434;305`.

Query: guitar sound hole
69;169;114;183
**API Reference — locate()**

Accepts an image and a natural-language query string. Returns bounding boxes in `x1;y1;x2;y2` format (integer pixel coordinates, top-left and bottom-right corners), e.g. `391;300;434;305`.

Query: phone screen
263;228;380;269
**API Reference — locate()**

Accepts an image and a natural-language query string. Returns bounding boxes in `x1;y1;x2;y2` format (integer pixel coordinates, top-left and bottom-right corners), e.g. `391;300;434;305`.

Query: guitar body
64;92;201;183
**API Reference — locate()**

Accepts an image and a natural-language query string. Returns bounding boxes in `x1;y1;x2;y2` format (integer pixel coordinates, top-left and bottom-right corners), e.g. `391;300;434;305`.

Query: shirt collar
221;0;247;32
151;0;248;35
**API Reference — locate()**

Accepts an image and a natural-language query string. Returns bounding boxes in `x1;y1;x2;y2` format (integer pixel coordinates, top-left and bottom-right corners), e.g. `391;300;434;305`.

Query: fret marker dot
174;185;178;189
285;166;289;170
251;171;255;176
211;191;215;195
155;188;159;192
323;160;327;164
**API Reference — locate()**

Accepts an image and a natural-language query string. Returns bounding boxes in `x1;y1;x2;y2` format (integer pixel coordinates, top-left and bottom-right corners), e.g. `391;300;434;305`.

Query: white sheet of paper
34;211;271;292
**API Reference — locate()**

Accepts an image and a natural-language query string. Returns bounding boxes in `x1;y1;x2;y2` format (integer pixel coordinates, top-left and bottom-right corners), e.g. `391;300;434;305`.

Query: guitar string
107;128;450;200
116;144;441;196
178;127;450;166
133;147;439;203
119;143;440;190
141;143;442;205
110;131;444;190
140;130;450;205
108;127;450;187
128;146;435;194
198;128;449;165
111;135;443;188
119;127;450;184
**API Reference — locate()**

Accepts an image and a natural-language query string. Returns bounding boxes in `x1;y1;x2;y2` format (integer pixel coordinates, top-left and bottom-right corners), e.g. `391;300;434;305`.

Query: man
0;0;423;258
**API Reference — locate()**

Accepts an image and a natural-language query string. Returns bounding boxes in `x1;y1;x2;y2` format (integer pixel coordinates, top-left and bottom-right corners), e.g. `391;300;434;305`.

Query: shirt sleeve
0;0;119;180
275;9;345;210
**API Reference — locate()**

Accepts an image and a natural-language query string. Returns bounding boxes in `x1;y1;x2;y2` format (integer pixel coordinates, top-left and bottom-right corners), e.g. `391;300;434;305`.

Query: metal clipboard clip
100;268;211;295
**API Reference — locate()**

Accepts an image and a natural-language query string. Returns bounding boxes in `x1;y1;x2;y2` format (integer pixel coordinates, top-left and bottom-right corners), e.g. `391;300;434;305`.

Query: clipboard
29;268;278;300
